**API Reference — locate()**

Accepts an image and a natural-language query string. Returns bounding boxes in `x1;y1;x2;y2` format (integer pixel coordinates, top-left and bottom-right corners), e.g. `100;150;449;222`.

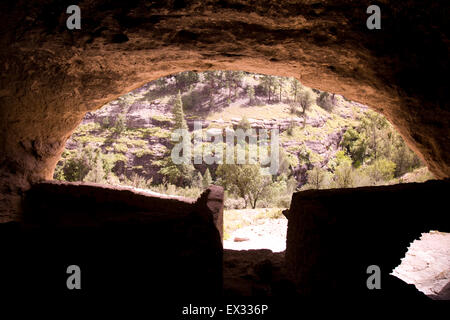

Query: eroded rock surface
392;231;450;300
285;179;450;298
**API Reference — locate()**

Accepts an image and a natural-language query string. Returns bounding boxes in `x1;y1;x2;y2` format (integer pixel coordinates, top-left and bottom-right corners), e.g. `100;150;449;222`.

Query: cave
0;0;449;307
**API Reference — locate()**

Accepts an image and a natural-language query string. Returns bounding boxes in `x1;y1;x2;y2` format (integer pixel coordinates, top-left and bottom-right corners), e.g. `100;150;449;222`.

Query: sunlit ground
392;231;450;299
223;208;287;252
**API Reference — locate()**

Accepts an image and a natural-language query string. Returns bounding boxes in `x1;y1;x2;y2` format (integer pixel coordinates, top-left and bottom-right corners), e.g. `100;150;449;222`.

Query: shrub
316;92;334;111
362;158;396;183
224;198;246;210
236;115;251;131
113;143;128;153
114;114;126;134
101;117;111;129
181;89;203;111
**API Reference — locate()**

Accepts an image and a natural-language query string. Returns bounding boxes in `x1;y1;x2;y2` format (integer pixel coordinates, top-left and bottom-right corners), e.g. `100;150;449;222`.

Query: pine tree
173;91;188;130
202;168;213;188
84;156;106;183
261;75;276;102
247;85;255;105
193;171;203;188
161;90;194;187
290;78;302;102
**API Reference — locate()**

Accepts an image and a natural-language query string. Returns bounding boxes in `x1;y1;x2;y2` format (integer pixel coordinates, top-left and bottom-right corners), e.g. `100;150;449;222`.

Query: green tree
390;132;422;177
360;110;388;161
261;75;276;102
247;85;255;105
316;92;334;111
332;160;354;188
173;91;188;130
298;88;314;127
202;168;213;188
304;166;331;190
193;171;203;188
174;71;199;91
158;155;194;187
236;115;251;131
276;77;284;102
114;114;126;134
62;146;97;182
341;127;367;167
290;78;302;102
216;164;273;209
84;156;107;183
362;158;396;184
160;93;194;186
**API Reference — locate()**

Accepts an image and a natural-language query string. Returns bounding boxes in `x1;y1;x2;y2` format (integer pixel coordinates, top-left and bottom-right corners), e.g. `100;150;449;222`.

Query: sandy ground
223;214;449;299
223;218;287;252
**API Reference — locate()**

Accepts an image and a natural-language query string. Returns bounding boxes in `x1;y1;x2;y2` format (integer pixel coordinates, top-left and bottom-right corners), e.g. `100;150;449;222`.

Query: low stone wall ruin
285;179;450;299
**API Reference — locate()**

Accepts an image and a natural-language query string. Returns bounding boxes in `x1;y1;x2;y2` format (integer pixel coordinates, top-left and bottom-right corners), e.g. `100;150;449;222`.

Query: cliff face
60;74;367;186
0;0;449;220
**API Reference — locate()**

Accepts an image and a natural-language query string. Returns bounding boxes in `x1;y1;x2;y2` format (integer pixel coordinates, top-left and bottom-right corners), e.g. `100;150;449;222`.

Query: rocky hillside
57;72;370;186
56;71;429;195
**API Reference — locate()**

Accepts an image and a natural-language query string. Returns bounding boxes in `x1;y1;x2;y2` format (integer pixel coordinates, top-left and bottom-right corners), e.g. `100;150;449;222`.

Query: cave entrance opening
53;70;433;252
52;70;445;297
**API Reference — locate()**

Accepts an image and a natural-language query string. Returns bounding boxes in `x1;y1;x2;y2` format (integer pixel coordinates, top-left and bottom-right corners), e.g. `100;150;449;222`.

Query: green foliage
114;114;126;134
138;127;171;139
216;164;273;209
362;158;396;183
160;92;195;186
203;71;222;95
202;168;213;188
101;117;111;129
181;89;203;111
113;143;128;153
341;127;366;167
316;92;334;111
59;146;97;182
54;144;127;184
150;183;203;199
236;115;251;131
260;75;277;102
158;155;194;187
84;157;107;183
298;88;314;115
193;171;203;189
340;110;422;177
332;160;354;188
54;70;430;208
134;149;154;158
247;85;255;105
174;71;199;91
389;132;422;177
303;166;331;190
290;78;302;102
53;164;66;181
121;173;153;189
172;91;188;130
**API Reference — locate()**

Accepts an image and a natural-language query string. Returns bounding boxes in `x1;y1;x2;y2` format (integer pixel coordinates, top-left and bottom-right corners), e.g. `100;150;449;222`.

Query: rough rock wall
0;0;449;221
0;182;224;298
285;179;450;298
